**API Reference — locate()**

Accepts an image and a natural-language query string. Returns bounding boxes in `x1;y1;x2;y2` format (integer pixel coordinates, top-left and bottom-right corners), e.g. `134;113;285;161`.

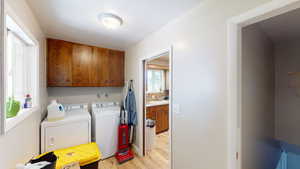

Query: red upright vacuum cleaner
115;105;134;163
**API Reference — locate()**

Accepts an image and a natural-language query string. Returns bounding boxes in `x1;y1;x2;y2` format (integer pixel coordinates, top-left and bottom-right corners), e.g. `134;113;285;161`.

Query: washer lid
42;112;90;127
42;104;90;127
92;102;120;110
92;102;120;116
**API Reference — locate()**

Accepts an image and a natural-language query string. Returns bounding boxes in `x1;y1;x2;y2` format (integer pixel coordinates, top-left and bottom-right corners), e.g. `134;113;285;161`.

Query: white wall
0;0;46;168
275;40;300;146
125;0;272;168
241;24;280;169
48;87;124;105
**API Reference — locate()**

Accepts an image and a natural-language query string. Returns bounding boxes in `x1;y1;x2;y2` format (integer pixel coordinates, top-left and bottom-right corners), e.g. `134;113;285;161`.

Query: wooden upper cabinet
91;47;109;86
47;38;125;87
72;44;93;86
47;39;73;86
108;50;125;86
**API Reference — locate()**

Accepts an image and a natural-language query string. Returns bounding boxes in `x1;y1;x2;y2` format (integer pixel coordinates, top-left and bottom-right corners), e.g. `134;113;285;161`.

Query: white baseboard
132;143;143;156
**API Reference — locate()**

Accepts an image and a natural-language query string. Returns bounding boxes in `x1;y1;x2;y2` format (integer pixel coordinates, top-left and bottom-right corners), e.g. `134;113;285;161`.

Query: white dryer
91;102;120;159
41;104;91;153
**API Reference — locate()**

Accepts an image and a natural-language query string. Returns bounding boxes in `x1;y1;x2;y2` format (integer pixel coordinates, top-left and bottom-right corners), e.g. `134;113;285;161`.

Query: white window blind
6;31;34;102
147;69;165;93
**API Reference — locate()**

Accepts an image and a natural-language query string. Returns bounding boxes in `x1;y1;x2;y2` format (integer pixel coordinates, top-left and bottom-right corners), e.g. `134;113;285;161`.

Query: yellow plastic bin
37;143;101;169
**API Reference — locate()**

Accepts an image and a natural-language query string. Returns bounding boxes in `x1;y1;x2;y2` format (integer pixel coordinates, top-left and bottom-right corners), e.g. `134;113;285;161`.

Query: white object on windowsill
6;106;40;132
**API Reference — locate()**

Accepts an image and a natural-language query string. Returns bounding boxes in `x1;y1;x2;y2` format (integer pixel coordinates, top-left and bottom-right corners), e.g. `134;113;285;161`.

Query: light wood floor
99;132;169;169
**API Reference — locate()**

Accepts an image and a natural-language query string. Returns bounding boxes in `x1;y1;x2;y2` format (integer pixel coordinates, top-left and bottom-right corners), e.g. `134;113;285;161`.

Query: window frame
1;6;40;134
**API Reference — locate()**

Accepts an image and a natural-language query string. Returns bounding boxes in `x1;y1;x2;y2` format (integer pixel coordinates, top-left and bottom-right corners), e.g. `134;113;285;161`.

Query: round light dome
99;13;123;29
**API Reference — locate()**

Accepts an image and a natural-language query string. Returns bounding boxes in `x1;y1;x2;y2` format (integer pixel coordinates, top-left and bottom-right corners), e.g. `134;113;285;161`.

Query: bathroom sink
146;100;169;107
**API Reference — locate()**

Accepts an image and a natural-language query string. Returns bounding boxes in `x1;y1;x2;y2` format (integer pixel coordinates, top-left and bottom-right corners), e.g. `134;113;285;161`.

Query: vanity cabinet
146;104;169;134
47;38;124;87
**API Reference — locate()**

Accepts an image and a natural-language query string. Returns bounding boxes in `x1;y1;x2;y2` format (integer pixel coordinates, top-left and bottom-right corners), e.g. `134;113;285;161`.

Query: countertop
146;100;169;107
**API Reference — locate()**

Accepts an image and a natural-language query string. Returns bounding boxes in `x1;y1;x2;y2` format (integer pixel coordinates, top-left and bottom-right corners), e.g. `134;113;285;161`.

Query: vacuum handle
120;105;126;124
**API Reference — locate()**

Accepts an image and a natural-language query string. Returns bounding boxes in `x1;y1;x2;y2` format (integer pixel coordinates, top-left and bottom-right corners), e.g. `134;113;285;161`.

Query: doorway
228;1;300;169
142;50;172;169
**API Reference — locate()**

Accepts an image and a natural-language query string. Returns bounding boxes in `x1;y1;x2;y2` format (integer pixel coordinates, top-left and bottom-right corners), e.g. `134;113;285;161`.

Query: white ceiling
259;8;300;43
26;0;202;50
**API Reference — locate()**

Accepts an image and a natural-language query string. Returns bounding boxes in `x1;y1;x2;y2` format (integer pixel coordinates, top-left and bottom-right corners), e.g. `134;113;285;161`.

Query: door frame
138;46;173;169
227;0;300;169
0;0;4;135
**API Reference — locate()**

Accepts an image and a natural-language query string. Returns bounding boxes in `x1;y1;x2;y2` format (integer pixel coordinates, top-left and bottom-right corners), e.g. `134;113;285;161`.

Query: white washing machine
91;102;120;159
41;103;91;153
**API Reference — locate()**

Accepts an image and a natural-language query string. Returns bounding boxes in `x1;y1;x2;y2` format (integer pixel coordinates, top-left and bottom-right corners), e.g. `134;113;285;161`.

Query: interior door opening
142;51;171;169
234;5;300;169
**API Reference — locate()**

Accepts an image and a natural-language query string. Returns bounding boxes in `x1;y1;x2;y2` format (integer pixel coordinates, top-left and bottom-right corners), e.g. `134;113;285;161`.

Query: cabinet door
163;106;169;131
91;47;109;86
47;38;125;87
108;50;124;86
47;39;73;86
154;105;169;134
72;44;93;86
156;109;164;134
146;107;156;120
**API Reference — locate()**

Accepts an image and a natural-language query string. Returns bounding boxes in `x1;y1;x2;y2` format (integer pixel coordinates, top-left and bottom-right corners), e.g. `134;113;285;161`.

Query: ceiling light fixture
99;13;123;29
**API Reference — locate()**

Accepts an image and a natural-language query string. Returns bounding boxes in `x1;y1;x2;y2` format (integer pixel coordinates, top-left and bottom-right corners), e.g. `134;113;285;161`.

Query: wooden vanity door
162;105;169;132
156;108;164;133
156;105;169;134
146;107;156;120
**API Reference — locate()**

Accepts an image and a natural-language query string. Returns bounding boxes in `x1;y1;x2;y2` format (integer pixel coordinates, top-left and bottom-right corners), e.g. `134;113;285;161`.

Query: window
4;15;39;131
147;69;165;93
